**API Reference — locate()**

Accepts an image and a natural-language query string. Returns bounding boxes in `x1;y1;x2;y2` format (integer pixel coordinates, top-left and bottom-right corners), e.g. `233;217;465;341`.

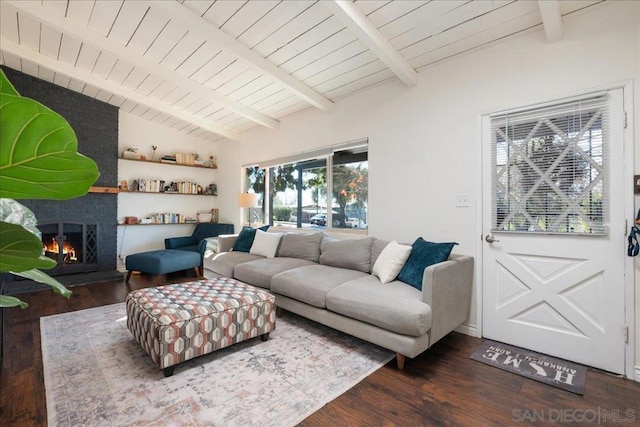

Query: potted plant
0;69;100;308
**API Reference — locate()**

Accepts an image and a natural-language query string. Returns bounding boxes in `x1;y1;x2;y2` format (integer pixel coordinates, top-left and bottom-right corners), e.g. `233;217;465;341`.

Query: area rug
470;340;586;394
41;303;394;426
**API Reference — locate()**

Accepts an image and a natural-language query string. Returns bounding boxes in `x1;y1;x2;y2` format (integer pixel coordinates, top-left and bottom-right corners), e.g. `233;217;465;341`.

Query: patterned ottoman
126;278;276;377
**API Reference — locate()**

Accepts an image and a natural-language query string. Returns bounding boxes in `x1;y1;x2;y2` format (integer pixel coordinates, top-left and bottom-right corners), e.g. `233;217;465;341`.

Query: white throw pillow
250;230;283;258
372;240;412;284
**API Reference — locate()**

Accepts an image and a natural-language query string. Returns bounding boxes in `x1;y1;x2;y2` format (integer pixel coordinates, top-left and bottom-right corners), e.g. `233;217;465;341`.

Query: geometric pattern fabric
126;278;276;370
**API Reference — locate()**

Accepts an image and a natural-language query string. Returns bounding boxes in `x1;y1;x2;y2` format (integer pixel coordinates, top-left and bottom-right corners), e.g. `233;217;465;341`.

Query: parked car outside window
310;214;327;226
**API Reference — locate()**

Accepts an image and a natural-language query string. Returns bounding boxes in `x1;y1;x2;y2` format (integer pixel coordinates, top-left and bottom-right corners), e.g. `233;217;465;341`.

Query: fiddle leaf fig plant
0;69;100;308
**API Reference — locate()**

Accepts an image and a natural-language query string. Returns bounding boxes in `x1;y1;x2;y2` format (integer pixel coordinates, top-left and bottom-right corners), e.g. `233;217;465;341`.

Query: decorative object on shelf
138;178;146;192
125;216;138;225
203;183;217;196
238;192;260;227
122;148;144;160
197;209;219;223
151;145;158;161
120;180;128;191
194;154;205;167
204;156;217;168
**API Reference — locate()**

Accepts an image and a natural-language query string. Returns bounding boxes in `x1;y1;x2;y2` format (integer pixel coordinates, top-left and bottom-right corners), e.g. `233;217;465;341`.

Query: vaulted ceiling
0;0;602;143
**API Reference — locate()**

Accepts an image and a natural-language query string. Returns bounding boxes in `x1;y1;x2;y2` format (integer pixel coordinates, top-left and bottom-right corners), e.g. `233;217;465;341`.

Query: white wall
214;2;640;377
116;111;221;268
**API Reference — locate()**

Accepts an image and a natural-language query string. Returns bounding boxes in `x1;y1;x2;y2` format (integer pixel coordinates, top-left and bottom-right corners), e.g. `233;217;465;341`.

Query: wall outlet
455;193;471;207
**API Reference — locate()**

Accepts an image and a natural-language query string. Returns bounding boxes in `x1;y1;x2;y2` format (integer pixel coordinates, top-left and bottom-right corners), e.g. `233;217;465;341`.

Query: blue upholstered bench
125;249;202;284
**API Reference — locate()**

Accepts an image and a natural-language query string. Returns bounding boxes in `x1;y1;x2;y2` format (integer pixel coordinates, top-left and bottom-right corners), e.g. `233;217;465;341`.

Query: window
243;141;368;230
491;94;608;234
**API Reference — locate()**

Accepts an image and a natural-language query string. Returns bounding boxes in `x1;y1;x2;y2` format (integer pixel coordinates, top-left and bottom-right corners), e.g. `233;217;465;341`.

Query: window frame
243;139;368;232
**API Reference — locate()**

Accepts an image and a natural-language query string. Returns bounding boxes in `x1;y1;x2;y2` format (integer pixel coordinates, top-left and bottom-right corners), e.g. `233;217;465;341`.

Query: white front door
481;89;626;374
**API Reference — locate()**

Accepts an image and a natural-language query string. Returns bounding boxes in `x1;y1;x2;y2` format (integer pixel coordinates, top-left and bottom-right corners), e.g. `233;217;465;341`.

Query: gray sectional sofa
202;230;474;369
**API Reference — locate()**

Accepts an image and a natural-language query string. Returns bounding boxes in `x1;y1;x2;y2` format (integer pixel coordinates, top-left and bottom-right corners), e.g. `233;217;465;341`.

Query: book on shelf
175;153;196;165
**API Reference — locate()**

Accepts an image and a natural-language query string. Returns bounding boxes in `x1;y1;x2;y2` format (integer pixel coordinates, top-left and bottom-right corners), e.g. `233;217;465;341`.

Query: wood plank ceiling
0;0;603;143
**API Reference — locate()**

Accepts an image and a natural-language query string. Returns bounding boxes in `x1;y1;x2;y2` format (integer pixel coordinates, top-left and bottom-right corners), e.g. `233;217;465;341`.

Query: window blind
490;93;609;235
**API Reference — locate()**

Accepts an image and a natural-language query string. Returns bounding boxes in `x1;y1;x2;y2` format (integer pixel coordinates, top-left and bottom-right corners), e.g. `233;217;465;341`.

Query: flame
44;238;78;262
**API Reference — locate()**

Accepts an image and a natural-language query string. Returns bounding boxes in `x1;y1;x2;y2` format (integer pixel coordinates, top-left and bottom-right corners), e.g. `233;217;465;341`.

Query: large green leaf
12;268;71;298
0;70;99;200
0;295;28;309
0;198;40;236
0;70;19;96
0;221;56;272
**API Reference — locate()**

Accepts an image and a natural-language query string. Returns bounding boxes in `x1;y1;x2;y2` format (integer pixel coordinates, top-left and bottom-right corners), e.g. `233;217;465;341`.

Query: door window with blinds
491;94;609;235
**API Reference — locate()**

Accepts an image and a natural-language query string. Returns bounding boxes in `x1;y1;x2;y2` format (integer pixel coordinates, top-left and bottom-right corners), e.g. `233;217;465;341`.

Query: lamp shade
238;192;260;208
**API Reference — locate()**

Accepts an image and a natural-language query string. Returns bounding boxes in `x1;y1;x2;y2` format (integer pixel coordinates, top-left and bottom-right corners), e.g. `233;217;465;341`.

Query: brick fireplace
2;66;119;291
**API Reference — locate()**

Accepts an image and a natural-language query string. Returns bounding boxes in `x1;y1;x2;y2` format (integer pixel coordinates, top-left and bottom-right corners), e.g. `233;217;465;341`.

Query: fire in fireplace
39;222;98;276
43;237;79;264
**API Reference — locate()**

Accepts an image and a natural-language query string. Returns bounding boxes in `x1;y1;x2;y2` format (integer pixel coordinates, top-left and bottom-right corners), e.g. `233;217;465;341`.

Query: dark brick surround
2;66;118;275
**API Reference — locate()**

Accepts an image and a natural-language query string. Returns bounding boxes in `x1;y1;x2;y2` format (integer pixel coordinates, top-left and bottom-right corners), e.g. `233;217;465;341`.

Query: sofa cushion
271;265;367;308
204;251;263;278
232;225;269;252
326;276;432;337
250;229;282;258
233;257;315;289
277;232;324;262
370;239;390;268
372;241;412;284
397;238;457;290
319;237;375;273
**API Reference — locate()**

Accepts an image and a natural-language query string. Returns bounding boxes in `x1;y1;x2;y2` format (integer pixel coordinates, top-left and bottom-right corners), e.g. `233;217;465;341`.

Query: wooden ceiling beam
153;0;334;112
324;0;418;87
538;0;563;43
5;0;279;130
0;38;240;141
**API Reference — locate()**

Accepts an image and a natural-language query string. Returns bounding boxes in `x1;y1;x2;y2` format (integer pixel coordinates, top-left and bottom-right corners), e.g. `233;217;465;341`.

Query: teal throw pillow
232;225;270;252
397;238;457;290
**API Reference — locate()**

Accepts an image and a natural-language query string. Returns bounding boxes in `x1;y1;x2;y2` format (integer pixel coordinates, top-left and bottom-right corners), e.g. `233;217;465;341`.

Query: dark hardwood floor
1;273;639;426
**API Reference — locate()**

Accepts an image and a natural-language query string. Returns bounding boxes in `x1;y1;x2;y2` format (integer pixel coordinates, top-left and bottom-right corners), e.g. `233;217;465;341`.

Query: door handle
485;234;500;243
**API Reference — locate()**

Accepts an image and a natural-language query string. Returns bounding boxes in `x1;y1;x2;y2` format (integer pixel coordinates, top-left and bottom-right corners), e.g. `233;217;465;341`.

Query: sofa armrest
421;254;474;346
165;236;196;249
217;234;239;253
